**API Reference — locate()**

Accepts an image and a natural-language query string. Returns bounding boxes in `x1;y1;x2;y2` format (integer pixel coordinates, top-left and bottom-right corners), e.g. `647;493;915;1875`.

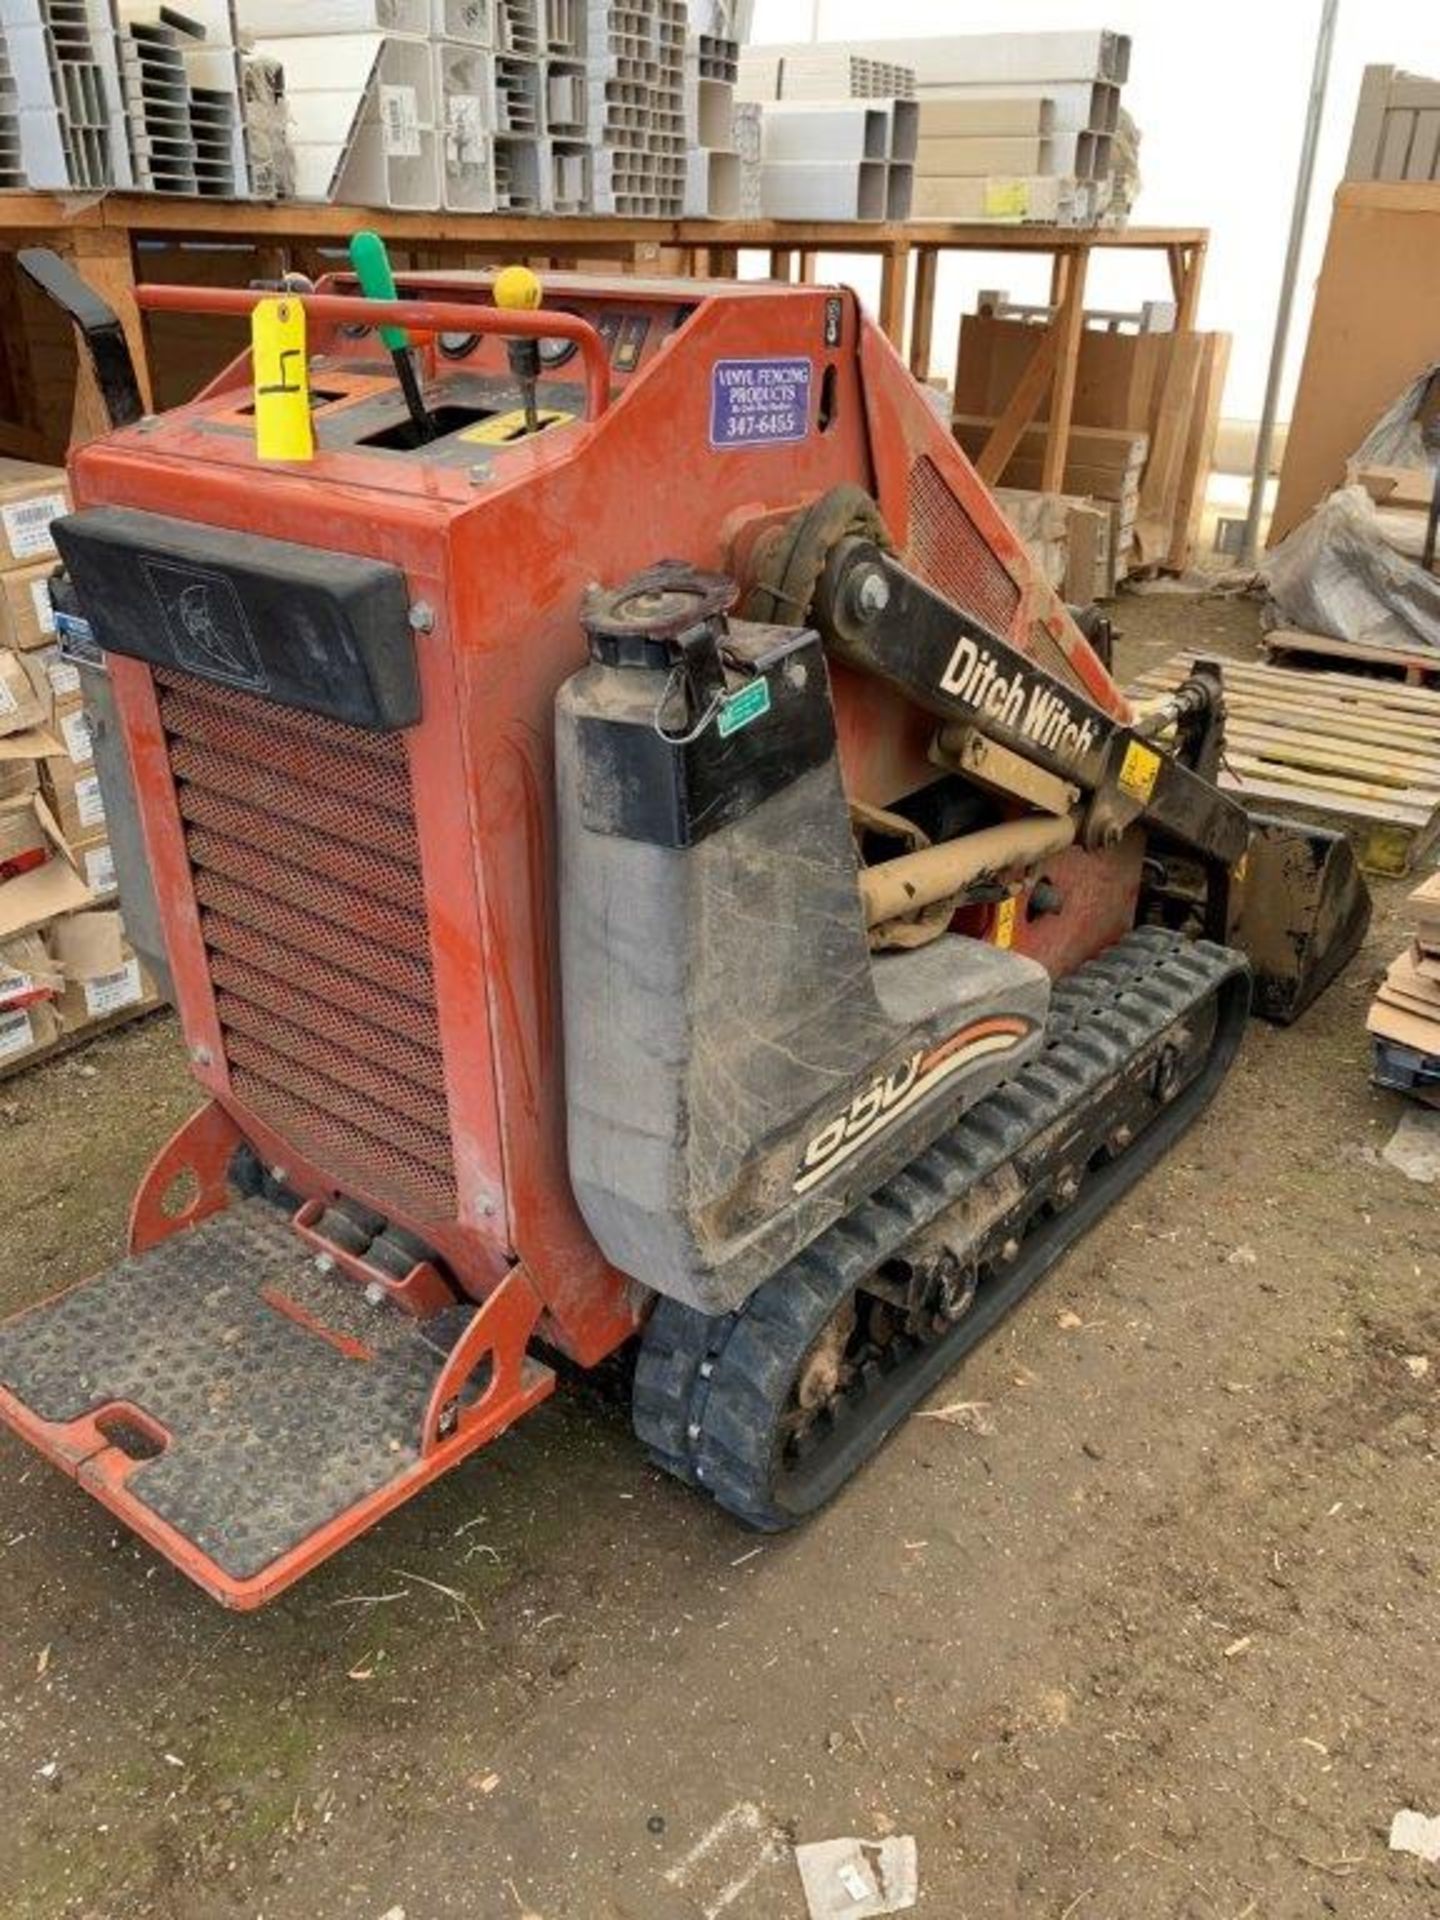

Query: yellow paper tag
994;896;1018;949
251;298;313;463
983;179;1030;218
1118;740;1162;803
460;408;574;445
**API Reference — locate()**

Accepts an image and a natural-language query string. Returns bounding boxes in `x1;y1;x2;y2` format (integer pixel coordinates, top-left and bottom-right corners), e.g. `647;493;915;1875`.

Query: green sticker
717;678;772;738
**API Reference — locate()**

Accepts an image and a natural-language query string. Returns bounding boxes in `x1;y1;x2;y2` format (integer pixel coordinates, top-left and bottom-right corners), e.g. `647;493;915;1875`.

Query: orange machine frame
2;271;1142;1603
82;270;1138;1354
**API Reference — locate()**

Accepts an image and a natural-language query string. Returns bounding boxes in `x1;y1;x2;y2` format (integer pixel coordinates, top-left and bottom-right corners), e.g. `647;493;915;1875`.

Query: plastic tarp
1264;486;1440;652
1352;362;1440;471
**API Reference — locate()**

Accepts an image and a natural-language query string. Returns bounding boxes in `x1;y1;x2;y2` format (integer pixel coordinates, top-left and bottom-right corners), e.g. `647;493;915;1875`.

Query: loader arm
741;485;1369;1024
813;538;1250;893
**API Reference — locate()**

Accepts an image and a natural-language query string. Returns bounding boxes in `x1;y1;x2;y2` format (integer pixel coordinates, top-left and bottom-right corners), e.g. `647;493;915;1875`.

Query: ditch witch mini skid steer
0;245;1368;1608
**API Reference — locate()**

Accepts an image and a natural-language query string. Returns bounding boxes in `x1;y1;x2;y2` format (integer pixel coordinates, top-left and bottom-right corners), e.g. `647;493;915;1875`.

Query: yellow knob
494;264;543;312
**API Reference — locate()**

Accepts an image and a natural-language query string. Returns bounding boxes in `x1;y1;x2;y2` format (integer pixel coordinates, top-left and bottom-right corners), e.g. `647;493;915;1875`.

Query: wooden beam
0;191;1210;259
877;241;909;348
1173;239;1205;331
909;247;938;378
1039;246;1088;494
973;323;1061;485
1133;330;1205;564
1166;330;1230;572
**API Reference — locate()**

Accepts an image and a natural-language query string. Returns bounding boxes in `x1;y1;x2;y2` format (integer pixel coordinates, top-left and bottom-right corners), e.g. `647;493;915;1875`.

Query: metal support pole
1240;0;1340;567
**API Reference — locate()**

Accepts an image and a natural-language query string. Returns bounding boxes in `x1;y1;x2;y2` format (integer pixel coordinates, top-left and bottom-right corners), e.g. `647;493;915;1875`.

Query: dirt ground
2;592;1438;1920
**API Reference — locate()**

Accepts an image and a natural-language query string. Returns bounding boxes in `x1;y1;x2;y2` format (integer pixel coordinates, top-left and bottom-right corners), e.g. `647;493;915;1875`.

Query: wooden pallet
1261;626;1440;688
1130;649;1440;877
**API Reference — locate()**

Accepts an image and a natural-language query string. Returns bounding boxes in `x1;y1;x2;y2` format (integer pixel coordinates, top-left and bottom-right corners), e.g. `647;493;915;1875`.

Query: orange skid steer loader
0;248;1368;1606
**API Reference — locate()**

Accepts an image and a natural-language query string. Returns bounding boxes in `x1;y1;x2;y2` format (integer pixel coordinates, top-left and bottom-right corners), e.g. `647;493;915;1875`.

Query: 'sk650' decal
794;1018;1032;1195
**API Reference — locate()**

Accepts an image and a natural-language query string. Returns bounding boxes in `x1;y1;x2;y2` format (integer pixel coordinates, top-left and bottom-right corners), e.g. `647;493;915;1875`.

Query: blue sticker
710;357;813;450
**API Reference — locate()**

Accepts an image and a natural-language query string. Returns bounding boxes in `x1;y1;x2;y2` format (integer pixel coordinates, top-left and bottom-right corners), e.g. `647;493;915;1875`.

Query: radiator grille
158;672;457;1222
907;455;1023;641
908;455;1088;695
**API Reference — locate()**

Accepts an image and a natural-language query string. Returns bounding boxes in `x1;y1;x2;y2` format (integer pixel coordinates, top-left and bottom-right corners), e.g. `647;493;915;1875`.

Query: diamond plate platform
0;1198;552;1604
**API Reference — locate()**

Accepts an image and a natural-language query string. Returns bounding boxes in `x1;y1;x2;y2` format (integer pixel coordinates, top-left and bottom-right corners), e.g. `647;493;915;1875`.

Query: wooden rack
0;191;1207;484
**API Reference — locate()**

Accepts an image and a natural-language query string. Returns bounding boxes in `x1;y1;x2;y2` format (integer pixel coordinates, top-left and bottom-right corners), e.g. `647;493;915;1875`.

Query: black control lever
18;248;146;433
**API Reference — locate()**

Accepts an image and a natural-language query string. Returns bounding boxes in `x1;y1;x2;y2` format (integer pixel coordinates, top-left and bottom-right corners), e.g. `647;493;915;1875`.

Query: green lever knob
349;229;408;351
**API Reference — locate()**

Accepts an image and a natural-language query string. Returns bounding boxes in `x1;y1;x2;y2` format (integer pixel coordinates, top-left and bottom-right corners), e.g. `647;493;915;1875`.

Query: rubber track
633;928;1249;1528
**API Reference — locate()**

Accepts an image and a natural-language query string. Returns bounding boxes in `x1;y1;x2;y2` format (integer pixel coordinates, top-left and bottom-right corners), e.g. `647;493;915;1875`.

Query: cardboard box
0;999;60;1067
0;727;54;804
952;414;1148;474
1381;947;1440;1016
0;794;91;940
992;486;1072;590
50;908;154;1031
0;930;62;1012
0;460;69;571
52;703;93;770
70;829;116;899
1367;994;1440;1054
1410;871;1440;946
29;644;81;721
76;769;106;836
0;650;46;738
41;756;105;844
952;418;1147;529
1064;500;1116;603
51;905;126;976
991;489;1118;605
0;793;48;871
0;757;39;803
0;562;59;652
40;756;80;843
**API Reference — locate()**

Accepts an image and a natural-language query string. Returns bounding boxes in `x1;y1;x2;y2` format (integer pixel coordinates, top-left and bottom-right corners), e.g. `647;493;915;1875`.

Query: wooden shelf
0;188;1208;489
0;190;1209;253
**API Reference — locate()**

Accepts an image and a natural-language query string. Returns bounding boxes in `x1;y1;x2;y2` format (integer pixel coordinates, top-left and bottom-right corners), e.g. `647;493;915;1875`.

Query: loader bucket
1231;816;1372;1025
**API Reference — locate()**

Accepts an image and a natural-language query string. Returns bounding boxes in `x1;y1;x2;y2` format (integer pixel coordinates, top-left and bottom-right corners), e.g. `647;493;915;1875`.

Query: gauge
337;323;371;341
438;330;480;360
537;334;579;370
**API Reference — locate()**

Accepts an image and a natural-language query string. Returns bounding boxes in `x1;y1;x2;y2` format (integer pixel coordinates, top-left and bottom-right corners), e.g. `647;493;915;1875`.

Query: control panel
142;257;718;488
324;296;686;390
251;286;698;473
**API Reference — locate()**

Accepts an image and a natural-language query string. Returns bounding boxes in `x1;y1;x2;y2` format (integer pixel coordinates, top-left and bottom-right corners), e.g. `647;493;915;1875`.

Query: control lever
17;248;145;432
348;229;436;445
494;264;544;434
